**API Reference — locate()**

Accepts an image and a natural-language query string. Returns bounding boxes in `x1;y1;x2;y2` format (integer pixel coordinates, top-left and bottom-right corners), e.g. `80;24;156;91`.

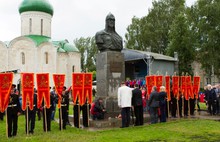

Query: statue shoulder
95;30;105;37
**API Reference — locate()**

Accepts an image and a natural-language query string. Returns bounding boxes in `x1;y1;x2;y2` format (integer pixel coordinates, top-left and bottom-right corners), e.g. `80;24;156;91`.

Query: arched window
29;18;32;33
72;65;75;72
45;52;48;64
21;52;25;65
41;19;43;35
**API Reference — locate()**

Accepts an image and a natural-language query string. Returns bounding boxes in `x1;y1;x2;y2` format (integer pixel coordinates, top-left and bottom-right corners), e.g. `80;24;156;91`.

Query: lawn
0;112;219;142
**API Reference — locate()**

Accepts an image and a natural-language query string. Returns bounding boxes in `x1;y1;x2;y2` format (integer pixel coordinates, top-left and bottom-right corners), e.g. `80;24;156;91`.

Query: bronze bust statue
95;13;123;52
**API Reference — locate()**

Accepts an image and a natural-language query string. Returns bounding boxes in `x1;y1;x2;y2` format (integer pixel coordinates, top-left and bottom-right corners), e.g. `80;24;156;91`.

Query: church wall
67;52;81;87
8;38;37;84
37;43;57;87
21;12;52;37
0;41;8;72
57;52;68;86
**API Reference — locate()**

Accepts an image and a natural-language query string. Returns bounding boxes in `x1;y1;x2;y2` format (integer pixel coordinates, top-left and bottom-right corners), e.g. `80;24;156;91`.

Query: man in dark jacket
148;86;159;124
25;91;37;134
90;97;106;120
132;84;143;126
59;86;69;130
205;84;217;115
7;85;21;137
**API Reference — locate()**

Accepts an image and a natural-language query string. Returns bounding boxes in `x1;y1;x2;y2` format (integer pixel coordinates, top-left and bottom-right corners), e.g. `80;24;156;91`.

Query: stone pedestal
96;51;125;116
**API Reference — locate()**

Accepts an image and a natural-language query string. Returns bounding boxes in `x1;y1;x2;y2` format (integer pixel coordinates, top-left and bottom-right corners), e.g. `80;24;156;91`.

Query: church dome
63;42;79;52
19;0;54;16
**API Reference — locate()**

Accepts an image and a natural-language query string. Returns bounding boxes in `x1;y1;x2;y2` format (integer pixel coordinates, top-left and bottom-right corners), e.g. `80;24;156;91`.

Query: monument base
96;51;125;117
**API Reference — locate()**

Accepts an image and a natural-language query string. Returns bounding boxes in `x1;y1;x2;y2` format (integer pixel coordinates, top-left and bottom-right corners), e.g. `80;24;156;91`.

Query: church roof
25;35;51;46
122;48;177;62
19;0;54;16
53;40;79;53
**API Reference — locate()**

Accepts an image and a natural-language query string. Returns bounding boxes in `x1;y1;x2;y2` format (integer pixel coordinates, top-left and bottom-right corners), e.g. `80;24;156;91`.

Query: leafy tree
73;37;98;74
125;0;185;54
167;13;195;75
189;0;220;77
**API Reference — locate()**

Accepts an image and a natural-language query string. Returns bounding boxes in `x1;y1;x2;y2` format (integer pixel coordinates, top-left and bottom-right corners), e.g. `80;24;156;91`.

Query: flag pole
188;98;190;116
26;105;29;135
87;101;90;127
6;109;8;138
176;97;180;118
182;95;184;117
44;101;47;133
167;99;169;119
78;104;80;128
60;103;63;131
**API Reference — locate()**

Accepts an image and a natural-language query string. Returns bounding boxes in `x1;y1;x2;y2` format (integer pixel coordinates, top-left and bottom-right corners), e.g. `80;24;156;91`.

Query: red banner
36;73;50;109
72;73;84;105
155;76;163;92
0;73;13;113
172;76;179;98
186;76;193;100
180;76;187;100
53;74;65;108
193;76;200;99
165;76;171;101
21;73;34;111
146;76;155;97
83;73;93;104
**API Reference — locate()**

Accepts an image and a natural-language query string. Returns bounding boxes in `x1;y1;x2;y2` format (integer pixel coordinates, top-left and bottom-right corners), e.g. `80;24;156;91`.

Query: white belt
8;104;17;107
61;104;67;106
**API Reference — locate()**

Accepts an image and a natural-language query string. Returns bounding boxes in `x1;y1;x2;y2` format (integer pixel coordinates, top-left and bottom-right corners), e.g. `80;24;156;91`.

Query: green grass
199;102;207;110
0;112;219;142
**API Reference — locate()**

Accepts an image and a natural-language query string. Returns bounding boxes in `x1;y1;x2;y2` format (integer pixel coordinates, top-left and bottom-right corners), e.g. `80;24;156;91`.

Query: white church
0;0;81;87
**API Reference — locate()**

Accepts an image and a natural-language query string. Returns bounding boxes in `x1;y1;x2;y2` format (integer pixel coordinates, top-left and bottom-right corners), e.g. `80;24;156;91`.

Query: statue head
105;13;115;31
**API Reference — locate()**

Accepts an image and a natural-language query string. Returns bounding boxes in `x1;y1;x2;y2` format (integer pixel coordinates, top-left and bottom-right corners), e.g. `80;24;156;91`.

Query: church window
21;52;25;65
29;18;32;33
72;65;75;72
41;19;43;35
45;52;48;64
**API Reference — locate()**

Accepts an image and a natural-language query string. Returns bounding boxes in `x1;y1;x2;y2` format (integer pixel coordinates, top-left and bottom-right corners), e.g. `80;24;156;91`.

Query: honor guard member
25;89;37;134
42;93;53;132
59;86;69;130
7;84;21;137
73;98;80;128
81;99;90;127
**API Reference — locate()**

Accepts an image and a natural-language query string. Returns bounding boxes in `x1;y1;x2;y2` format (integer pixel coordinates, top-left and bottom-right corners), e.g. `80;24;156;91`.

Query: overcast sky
0;0;196;42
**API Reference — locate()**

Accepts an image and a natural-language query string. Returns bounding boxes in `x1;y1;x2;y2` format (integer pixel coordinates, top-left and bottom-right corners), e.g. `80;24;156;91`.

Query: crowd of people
0;84;89;138
116;80;220;128
1;80;220;137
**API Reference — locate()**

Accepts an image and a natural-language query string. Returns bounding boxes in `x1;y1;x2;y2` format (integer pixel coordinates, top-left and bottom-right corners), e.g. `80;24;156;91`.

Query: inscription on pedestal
110;62;122;72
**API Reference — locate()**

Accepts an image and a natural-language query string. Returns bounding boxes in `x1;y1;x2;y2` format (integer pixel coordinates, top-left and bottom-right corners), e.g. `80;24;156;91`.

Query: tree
73;37;98;73
125;0;185;54
189;0;220;77
167;13;195;75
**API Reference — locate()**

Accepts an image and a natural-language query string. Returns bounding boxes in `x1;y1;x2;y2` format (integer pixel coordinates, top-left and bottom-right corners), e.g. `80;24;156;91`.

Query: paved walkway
67;110;220;131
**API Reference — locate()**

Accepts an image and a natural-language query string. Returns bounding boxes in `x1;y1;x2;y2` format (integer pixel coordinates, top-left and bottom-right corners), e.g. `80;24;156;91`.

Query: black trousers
134;105;143;126
25;108;36;133
0;112;4;120
160;104;166;122
121;107;131;128
59;106;67;130
74;104;80;128
42;107;52;131
171;98;177;117
178;98;183;117
82;104;90;127
208;100;216;115
7;107;18;137
190;99;195;115
184;99;189;116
